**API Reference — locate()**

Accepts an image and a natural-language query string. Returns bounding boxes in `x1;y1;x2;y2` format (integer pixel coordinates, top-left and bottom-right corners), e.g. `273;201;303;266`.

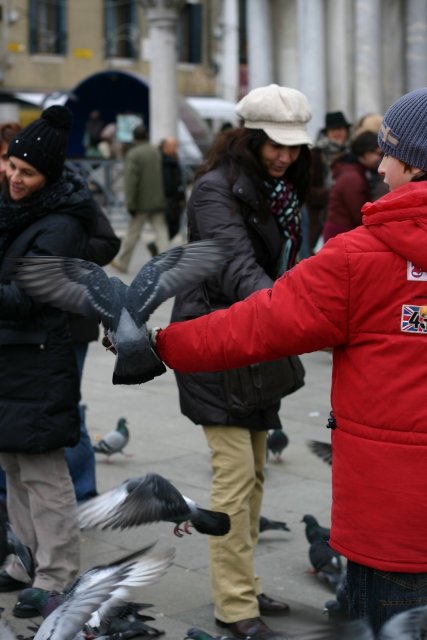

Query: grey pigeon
308;440;333;466
93;417;130;459
9;239;233;385
266;429;289;462
30;543;175;640
307;536;345;592
185;628;235;640
77;473;230;537
0;500;34;580
259;515;290;533
301;514;330;544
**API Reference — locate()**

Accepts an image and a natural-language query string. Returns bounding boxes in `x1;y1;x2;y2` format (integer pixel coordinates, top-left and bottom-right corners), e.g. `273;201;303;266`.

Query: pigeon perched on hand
93;417;130;460
259;515;290;534
9;239;233;385
21;543;175;640
77;473;230;537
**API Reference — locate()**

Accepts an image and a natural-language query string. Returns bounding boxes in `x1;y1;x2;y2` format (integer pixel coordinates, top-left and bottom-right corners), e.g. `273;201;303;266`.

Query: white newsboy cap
236;84;312;146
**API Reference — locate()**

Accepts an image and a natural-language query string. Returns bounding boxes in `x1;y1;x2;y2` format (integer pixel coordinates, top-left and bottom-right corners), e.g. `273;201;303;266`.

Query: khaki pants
115;210;169;271
203;426;267;623
0;449;80;591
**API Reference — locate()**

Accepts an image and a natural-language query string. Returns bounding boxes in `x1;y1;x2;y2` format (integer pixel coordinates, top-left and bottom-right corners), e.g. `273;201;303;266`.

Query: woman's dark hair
195;127;311;215
351;131;379;157
0;122;21;146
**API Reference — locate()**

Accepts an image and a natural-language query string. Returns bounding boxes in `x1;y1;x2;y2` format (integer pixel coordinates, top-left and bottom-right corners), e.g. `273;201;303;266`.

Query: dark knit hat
378;87;427;171
8;105;73;181
323;111;351;130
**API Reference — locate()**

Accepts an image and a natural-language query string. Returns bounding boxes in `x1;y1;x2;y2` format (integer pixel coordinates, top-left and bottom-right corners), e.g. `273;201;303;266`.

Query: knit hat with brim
378;87;427;171
8;105;73;181
236;84;312;146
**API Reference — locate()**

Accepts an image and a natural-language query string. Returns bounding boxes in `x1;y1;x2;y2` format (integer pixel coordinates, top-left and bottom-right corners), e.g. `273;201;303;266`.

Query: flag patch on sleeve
401;305;427;333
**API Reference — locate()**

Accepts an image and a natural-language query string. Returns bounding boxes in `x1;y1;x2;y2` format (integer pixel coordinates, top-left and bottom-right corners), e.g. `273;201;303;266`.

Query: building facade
0;0;426;139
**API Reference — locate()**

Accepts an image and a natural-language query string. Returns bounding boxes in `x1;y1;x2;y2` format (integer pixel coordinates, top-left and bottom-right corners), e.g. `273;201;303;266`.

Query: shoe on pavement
257;593;290;615
0;570;31;593
216;616;288;639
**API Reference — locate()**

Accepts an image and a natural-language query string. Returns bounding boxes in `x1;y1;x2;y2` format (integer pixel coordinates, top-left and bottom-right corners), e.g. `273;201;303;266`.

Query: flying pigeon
308;440;332;466
19;543;175;640
9;239;233;385
259;515;290;534
93;417;130;460
266;429;289;462
77;473;230;537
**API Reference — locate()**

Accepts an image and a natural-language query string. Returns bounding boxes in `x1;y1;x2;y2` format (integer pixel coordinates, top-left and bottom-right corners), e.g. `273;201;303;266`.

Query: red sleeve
156;235;350;372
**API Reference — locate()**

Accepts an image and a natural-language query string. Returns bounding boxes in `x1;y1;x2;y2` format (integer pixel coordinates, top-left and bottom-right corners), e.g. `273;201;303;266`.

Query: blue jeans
345;560;427;634
64;343;97;502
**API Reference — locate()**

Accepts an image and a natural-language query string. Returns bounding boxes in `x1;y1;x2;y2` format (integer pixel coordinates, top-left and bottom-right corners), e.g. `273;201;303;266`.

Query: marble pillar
218;0;239;102
353;0;382;118
140;0;185;143
406;0;427;91
246;0;274;89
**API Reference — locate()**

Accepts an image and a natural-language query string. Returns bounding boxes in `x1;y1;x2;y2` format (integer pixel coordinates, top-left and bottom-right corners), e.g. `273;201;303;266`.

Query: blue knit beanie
378;87;427;171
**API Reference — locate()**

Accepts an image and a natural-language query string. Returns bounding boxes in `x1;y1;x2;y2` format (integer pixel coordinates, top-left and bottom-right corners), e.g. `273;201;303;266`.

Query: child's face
378;155;421;191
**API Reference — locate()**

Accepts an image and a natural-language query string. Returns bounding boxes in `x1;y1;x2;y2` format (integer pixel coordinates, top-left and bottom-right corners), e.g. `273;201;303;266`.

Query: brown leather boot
215;616;288;639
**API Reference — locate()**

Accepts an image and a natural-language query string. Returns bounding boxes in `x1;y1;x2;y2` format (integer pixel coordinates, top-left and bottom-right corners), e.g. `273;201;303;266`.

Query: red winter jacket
157;181;427;572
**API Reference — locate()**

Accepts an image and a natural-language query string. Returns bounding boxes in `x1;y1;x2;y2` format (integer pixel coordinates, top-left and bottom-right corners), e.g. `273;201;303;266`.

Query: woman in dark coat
0;106;97;613
170;84;312;640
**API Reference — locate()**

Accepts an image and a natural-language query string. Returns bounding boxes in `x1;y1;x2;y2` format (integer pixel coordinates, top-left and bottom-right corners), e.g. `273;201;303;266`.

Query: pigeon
266;429;289;462
308;440;333;466
185;628;235;640
90;602;164;638
93;417;130;460
301;514;330;544
9;239;233;385
77;473;230;537
0;500;34;580
22;543;175;640
259;515;290;533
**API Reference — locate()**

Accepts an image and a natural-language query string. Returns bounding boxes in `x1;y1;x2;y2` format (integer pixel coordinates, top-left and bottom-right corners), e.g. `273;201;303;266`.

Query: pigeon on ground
308;440;333;466
266;429;289;462
93;417;130;460
9;239;233;385
301;514;330;544
259;515;290;533
90;602;164;637
77;473;230;537
21;543;175;640
185;628;235;640
0;500;34;579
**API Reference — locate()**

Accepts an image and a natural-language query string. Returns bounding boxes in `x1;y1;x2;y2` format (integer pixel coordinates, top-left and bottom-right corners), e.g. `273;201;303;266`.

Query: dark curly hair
195;128;311;217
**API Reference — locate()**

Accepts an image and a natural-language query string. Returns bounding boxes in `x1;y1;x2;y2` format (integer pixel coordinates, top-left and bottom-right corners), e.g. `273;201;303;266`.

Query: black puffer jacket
171;166;285;429
0;171;97;453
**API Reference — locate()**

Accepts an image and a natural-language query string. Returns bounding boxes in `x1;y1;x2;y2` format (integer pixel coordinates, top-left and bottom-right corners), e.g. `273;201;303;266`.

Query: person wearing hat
304;110;352;255
0;105;98;615
164;84;312;639
150;87;427;633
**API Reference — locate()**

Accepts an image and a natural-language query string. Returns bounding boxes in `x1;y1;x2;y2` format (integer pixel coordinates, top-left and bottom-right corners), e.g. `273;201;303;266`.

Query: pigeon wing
78;481;131;529
101;473;191;530
9;256;116;327
127;239;233;325
308;440;332;466
34;545;174;640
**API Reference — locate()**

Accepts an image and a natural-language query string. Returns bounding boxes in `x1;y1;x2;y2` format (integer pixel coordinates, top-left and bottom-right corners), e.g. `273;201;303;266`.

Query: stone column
246;0;274;90
217;0;239;102
406;0;427;92
297;0;326;140
353;0;382;118
326;0;352;119
140;0;185;143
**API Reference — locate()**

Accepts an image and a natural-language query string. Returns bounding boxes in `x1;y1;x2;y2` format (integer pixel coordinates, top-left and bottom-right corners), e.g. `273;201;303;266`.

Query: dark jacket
0;171;97;453
171;166;285;429
68;208;120;344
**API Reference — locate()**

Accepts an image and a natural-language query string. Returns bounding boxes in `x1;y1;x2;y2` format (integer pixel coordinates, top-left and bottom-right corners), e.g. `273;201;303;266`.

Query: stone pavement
1;240;337;639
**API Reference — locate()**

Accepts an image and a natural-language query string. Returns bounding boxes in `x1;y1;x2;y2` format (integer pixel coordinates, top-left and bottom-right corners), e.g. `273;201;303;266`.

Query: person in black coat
170;85;312;640
159;137;186;241
65;205;120;502
0;106;97;612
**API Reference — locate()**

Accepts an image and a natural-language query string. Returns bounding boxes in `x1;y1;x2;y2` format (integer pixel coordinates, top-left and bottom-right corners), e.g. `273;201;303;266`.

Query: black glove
128;209;136;217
